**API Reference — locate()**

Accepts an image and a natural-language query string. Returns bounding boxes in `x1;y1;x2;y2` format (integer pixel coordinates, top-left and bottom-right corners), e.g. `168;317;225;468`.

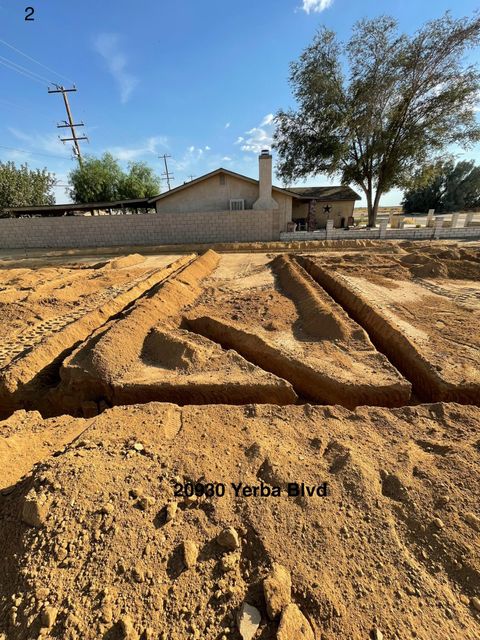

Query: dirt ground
0;241;479;640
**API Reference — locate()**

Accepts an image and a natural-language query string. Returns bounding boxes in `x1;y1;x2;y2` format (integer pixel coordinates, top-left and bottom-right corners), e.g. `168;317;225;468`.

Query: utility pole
159;154;174;190
48;84;88;166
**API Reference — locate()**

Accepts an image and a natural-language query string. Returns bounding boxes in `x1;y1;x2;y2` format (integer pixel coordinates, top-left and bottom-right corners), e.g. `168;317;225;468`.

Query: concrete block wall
0;209;281;250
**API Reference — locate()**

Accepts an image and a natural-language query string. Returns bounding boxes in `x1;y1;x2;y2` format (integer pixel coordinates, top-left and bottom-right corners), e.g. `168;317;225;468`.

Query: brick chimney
253;149;278;210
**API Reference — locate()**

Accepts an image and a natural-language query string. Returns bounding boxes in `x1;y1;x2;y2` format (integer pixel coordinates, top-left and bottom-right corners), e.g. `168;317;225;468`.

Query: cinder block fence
0;209;280;250
0;210;479;251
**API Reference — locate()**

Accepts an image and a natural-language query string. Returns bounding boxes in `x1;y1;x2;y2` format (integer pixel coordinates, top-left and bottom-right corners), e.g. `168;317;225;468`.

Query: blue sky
0;0;479;205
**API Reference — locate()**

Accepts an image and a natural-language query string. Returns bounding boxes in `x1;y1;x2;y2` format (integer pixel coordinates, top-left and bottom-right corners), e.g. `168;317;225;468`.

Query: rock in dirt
237;602;261;640
119;614;139;639
471;597;480;612
101;503;114;515
371;628;384;640
165;501;177;522
138;495;156;511
182;540;199;568
22;491;50;527
217;526;240;551
432;517;445;530
277;603;314;640
465;512;480;532
264;563;292;619
41;605;58;629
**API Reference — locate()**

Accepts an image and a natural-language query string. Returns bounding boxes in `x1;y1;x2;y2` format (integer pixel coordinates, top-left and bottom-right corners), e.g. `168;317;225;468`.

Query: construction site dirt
0;241;479;640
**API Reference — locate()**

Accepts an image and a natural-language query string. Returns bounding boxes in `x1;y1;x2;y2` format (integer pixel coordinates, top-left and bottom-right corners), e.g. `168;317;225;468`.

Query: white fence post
326;220;334;240
451;212;460;229
433;218;443;239
379;219;388;239
464;212;474;227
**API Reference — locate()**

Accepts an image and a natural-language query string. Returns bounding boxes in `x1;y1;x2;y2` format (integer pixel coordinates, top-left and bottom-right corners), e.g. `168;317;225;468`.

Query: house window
230;199;245;211
219;174;226;186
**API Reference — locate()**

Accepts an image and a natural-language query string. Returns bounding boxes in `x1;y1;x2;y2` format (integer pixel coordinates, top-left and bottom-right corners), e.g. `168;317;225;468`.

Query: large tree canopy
403;159;480;213
69;153;161;203
0;161;56;217
273;12;480;226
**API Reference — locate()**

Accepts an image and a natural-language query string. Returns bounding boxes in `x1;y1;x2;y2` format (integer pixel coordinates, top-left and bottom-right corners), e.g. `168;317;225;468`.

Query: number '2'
25;7;35;21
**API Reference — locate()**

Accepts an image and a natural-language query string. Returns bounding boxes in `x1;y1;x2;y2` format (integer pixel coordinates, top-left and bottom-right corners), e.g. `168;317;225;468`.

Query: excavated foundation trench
0;251;476;418
298;256;480;406
182;316;410;409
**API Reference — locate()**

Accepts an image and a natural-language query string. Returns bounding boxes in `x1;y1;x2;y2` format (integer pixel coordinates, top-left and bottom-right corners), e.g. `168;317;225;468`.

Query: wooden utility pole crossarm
48;84;88;165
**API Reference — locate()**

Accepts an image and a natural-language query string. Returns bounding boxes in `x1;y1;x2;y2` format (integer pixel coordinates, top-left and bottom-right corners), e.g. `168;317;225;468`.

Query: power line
0;56;49;86
0;37;74;85
0;54;52;84
48;85;88;166
0;97;53;117
0;144;72;160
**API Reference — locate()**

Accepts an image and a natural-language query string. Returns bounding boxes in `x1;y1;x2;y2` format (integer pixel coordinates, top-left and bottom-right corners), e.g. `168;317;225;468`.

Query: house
149;150;360;230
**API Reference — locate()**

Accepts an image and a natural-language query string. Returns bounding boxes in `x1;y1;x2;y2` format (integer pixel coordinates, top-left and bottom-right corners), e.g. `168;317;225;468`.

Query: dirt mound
399;253;432;265
0;403;479;639
107;254;146;270
397;246;480;280
410;261;449;278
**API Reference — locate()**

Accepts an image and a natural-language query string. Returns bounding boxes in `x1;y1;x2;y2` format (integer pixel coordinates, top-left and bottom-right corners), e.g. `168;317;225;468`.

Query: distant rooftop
287;186;361;201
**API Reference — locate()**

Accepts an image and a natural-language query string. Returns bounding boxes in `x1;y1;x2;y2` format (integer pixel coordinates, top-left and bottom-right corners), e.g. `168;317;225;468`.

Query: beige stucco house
149;151;360;231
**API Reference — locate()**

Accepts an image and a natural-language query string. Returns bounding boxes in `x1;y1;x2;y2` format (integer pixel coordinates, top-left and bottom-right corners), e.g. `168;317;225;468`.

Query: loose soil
0;242;479;640
0;403;479;640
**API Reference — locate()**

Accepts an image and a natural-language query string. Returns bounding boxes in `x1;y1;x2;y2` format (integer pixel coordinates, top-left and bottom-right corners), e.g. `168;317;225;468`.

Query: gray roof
287;186;361;201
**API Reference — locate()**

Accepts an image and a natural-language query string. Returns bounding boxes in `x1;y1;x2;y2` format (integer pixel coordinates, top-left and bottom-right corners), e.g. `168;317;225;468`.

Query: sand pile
0;403;479;639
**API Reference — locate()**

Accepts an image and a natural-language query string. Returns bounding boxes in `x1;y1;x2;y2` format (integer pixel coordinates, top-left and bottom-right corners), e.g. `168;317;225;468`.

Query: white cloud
107;135;168;161
225;122;231;129
222;156;232;162
235;113;275;153
94;33;138;103
205;145;211;151
301;0;333;14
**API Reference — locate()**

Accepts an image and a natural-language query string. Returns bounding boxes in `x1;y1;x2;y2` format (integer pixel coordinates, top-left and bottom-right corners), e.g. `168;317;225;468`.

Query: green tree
273;12;480;226
119;162;161;199
0;161;55;216
69;153;124;203
69;154;161;203
403;160;480;212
